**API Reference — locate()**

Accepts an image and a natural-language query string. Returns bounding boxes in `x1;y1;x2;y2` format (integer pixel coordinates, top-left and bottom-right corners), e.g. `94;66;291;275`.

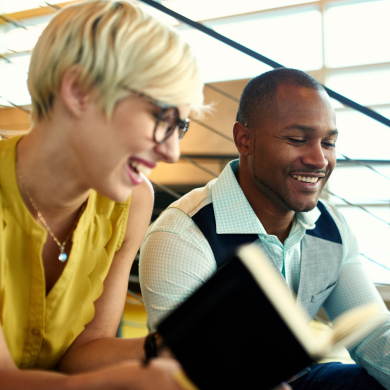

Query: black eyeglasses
122;87;190;144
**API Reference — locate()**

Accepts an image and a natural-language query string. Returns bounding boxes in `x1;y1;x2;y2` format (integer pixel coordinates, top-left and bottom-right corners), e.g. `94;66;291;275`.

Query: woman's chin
97;185;133;203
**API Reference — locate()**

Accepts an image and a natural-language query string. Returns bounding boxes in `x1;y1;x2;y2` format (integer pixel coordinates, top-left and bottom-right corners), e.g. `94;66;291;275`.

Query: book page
238;244;388;358
238;244;322;356
329;303;388;352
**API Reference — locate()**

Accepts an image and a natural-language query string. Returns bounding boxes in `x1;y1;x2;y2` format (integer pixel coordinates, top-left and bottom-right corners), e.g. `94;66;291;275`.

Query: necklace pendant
58;246;68;262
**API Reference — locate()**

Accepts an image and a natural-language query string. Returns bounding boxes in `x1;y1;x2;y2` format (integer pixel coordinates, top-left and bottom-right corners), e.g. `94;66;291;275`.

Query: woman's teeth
292;175;319;183
128;160;152;176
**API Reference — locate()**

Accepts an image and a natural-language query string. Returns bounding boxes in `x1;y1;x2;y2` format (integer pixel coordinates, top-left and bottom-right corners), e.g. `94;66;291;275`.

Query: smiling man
235;79;338;244
140;68;390;390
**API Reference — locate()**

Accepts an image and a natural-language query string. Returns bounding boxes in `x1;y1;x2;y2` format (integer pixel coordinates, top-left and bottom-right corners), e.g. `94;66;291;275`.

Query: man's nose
301;141;328;169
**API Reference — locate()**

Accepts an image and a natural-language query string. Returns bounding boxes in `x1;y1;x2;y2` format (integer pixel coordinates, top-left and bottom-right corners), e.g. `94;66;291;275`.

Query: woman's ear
60;66;91;117
233;121;252;155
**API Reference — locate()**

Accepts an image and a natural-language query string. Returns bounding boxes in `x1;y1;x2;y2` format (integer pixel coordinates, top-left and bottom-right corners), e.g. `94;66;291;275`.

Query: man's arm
139;208;217;330
322;205;390;389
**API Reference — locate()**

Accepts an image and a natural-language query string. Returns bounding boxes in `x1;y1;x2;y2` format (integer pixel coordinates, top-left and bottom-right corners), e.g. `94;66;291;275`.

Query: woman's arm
0;316;183;390
0;317;184;390
0;321;182;390
58;178;155;372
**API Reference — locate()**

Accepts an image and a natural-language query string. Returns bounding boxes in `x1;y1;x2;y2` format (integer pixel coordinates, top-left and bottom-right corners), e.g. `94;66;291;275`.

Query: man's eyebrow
283;124;338;136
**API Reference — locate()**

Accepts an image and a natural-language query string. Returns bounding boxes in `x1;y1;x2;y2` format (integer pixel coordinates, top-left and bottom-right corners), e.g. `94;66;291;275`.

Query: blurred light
335;107;390;160
324;0;390;68
326;66;390;107
160;0;317;21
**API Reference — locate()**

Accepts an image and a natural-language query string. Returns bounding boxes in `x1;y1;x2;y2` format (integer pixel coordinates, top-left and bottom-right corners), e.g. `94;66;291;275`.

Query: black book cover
158;256;313;390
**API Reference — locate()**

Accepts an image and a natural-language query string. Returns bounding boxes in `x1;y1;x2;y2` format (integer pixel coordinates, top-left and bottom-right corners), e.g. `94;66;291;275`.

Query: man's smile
291;175;320;184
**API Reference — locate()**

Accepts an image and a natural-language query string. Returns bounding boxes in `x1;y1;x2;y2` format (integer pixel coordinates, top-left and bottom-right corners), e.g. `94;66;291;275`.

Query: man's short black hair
236;68;325;127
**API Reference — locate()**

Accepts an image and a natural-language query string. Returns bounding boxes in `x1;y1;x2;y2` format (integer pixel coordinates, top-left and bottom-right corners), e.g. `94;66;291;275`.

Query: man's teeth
129;161;152;176
292;175;319;183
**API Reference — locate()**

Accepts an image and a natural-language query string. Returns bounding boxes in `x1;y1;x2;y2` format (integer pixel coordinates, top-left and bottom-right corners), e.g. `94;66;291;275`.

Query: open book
157;244;388;390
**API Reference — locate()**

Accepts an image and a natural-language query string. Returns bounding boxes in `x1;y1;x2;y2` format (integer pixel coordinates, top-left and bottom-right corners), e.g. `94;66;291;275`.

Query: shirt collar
296;207;320;230
212;159;321;235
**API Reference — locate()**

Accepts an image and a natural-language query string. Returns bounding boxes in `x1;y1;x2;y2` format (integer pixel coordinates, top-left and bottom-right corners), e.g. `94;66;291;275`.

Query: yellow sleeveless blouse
0;135;131;369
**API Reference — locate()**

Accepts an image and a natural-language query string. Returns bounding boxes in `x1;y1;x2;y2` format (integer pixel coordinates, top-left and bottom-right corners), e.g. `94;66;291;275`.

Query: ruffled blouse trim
70;213;113;340
41;194;130;368
116;199;130;252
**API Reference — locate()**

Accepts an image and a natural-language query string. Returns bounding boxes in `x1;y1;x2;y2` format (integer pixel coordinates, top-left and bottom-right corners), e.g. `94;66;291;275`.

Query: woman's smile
127;157;156;185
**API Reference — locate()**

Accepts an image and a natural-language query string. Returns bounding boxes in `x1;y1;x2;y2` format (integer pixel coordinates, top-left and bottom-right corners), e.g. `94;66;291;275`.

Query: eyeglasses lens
154;107;181;143
178;119;189;141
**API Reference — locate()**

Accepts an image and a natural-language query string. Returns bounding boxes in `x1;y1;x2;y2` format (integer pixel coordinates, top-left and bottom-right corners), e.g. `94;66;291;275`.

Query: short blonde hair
28;0;204;123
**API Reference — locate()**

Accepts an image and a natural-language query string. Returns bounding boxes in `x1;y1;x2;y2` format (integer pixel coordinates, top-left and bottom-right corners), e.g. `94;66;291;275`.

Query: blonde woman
0;1;203;388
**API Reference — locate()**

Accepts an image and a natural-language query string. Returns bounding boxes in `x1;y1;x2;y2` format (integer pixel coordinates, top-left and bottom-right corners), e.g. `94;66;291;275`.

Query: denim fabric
292;363;386;390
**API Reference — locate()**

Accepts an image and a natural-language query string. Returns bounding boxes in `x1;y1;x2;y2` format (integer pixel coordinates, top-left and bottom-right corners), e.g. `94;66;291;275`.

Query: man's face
249;84;338;213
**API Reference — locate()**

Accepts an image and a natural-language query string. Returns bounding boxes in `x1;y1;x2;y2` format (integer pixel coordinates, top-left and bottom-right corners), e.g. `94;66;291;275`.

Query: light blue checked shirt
140;160;390;389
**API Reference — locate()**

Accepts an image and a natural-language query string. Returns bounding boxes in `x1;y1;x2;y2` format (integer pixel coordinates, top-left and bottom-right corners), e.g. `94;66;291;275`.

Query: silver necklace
17;166;86;262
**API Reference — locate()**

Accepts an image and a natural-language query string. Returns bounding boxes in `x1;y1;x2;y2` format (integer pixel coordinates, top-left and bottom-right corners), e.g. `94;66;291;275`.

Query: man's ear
233;121;252;155
60;65;91;117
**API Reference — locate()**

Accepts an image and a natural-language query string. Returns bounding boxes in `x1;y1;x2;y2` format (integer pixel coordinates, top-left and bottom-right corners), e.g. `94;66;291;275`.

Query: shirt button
31;328;41;337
